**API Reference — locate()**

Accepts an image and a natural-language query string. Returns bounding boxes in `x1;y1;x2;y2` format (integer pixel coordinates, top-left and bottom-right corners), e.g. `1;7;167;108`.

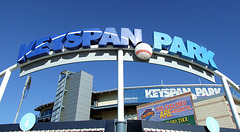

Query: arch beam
19;48;216;83
221;77;240;129
0;48;239;129
0;64;19;103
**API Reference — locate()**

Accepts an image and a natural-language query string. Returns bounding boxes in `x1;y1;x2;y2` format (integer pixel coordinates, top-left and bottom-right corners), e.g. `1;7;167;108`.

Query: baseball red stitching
136;49;152;56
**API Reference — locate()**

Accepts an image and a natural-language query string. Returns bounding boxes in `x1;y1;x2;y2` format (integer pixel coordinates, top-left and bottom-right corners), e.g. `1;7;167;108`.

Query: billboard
124;85;224;104
137;92;196;125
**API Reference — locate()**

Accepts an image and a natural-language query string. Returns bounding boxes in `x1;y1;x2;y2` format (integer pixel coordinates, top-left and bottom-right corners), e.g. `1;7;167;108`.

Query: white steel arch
0;48;239;128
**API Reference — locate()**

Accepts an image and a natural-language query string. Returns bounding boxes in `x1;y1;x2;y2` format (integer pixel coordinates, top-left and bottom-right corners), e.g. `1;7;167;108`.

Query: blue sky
0;0;239;124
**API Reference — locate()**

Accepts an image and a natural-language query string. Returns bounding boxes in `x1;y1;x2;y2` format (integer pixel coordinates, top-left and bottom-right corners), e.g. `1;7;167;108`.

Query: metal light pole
14;75;31;123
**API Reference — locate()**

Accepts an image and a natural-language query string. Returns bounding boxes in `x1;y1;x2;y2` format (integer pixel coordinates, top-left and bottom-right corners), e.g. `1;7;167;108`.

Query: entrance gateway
0;27;239;130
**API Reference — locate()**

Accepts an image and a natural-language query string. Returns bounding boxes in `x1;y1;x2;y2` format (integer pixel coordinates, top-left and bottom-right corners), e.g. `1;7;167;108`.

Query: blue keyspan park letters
17;27;142;64
153;31;218;70
99;27;121;47
17;28;217;71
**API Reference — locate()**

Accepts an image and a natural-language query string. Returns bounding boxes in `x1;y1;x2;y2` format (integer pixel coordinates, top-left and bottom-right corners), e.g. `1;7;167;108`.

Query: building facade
91;85;240;129
34;102;53;122
34;70;240;129
194;93;239;128
50;70;93;122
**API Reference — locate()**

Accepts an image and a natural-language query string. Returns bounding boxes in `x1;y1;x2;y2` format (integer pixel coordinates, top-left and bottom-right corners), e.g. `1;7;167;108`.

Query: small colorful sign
19;113;36;131
137;92;196;125
163;115;196;125
141;108;155;121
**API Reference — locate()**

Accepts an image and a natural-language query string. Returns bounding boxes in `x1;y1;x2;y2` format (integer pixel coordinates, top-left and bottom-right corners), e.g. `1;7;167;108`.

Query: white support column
0;69;12;102
221;77;240;129
118;49;124;122
117;49;126;132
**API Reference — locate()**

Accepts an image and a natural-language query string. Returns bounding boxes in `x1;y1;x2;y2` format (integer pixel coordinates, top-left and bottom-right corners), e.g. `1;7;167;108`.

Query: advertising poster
137;92;196;125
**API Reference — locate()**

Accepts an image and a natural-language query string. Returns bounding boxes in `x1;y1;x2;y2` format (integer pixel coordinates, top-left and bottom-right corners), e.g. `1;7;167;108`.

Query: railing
36;112;52;121
93;100;118;107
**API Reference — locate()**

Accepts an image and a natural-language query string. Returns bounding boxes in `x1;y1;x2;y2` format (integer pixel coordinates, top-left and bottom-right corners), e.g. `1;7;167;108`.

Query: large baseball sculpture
135;43;153;60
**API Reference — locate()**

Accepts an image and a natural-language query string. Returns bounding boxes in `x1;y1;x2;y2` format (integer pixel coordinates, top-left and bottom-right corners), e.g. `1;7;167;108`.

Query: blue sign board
124;85;224;104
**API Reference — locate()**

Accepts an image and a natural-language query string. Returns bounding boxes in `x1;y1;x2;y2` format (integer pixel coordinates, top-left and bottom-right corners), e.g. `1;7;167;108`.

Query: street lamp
14;75;31;123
